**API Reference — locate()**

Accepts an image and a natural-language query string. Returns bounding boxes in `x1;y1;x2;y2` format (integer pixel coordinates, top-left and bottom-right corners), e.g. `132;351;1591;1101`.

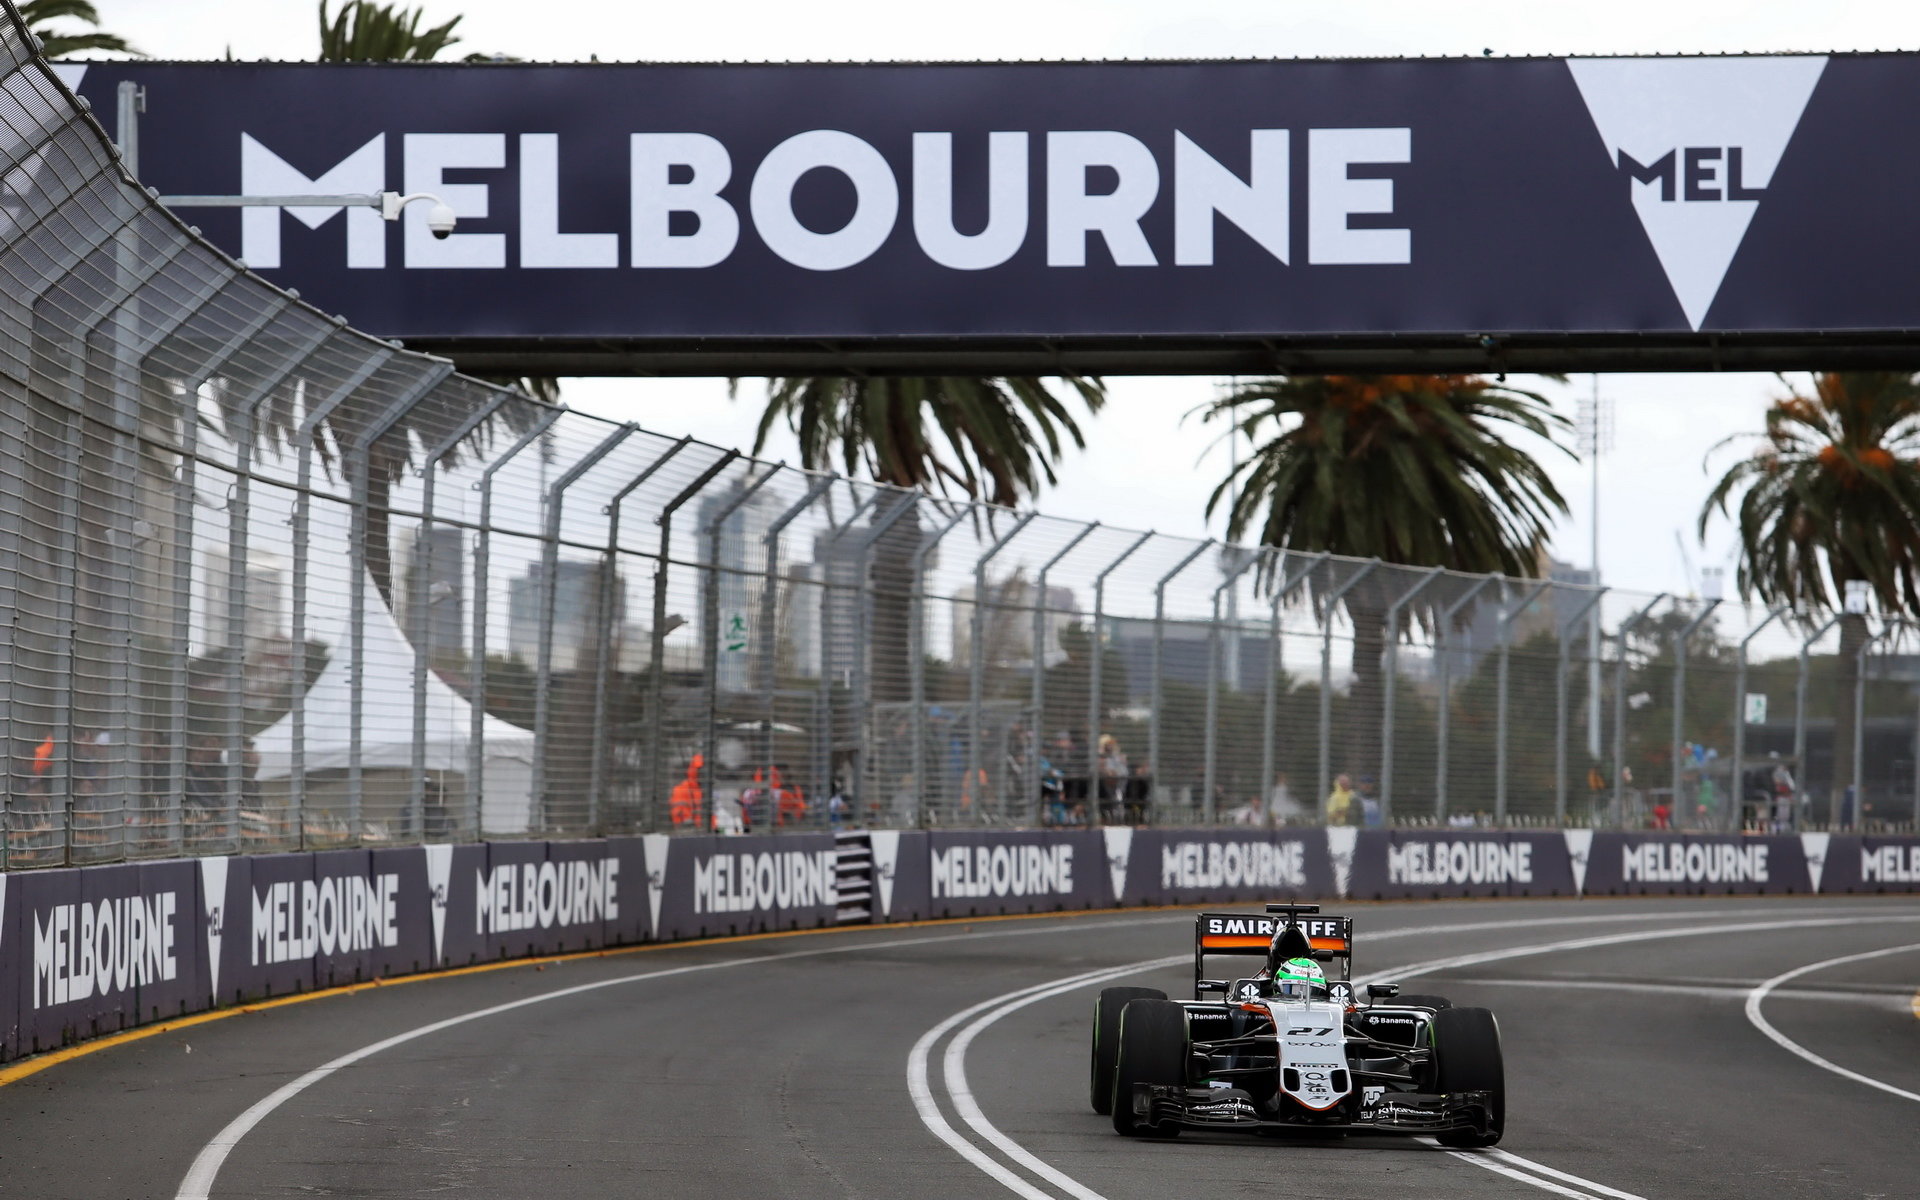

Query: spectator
1124;761;1153;825
1356;775;1382;827
1228;794;1265;825
1268;771;1303;825
1325;773;1357;826
669;755;704;826
1770;762;1796;832
1097;735;1127;822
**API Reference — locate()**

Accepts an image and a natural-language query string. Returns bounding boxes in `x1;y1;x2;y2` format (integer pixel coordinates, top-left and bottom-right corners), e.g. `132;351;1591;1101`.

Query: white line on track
918;913;1920;1200
1743;941;1920;1105
171;915;1181;1200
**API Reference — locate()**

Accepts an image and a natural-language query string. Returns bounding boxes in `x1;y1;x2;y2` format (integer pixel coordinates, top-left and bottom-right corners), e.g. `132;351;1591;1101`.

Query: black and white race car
1090;903;1503;1145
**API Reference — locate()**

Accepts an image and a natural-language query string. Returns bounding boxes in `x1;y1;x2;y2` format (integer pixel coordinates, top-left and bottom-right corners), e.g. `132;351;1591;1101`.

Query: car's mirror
1197;979;1229;994
1367;982;1400;1000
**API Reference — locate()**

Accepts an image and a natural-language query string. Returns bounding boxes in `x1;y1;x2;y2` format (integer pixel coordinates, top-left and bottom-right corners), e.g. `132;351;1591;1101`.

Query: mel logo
1568;56;1827;330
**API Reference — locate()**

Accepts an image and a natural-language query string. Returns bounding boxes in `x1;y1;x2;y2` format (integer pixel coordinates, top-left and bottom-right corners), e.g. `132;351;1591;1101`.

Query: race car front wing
1129;1084;1495;1137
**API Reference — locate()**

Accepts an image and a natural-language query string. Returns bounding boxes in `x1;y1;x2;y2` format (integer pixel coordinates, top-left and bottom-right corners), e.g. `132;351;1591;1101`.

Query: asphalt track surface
2;896;1917;1198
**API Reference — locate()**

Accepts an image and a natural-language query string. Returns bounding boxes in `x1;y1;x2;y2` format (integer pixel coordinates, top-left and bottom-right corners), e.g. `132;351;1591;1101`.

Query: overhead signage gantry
59;53;1920;375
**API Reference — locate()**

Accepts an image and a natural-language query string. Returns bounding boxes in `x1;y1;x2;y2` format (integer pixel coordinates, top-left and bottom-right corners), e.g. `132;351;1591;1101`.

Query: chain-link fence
3;10;1918;868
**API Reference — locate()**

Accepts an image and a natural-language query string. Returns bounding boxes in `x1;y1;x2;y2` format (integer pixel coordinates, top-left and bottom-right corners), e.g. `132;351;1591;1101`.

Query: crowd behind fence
3;11;1919;868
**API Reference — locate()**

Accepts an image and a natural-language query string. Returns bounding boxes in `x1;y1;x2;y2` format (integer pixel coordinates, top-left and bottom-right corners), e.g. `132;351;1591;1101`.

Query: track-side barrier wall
5;826;1919;1062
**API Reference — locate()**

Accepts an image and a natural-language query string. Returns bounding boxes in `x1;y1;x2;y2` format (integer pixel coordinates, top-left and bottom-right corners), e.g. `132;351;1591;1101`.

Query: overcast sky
84;0;1920;599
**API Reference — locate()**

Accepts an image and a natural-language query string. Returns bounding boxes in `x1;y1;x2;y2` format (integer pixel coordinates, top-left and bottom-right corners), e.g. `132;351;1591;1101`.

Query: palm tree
20;0;137;57
743;375;1105;702
1196;374;1573;785
301;0;549;604
1700;371;1920;817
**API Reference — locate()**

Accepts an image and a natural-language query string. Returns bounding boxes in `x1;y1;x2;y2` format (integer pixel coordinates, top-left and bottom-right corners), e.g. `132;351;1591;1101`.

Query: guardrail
3;825;1914;1062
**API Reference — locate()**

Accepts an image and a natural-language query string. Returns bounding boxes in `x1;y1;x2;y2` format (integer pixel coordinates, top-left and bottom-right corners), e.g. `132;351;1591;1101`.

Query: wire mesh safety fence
3;13;1919;869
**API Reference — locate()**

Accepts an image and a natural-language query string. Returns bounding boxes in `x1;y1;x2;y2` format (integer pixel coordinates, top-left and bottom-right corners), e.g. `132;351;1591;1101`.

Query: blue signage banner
55;55;1920;371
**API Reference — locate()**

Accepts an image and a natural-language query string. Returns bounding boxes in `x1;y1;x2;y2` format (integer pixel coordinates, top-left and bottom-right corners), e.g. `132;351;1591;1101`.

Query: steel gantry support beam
407;387;512;837
1554;587;1608;824
1434;575;1496;820
467;407;566;836
1495;578;1553;823
700;462;782;824
1380;565;1446;822
1730;606;1789;833
649;449;743;833
809;490;883;818
1203;545;1266;824
967;512;1037;823
910;503;978;826
529;423;641;831
1086;530;1153;828
1030;521;1098;823
587;437;695;830
1150;539;1214;815
1318;560;1380;813
1669;597;1722;821
1612;593;1668;828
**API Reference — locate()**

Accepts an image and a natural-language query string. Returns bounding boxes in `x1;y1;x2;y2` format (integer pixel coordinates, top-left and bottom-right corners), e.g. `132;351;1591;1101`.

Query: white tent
253;572;537;833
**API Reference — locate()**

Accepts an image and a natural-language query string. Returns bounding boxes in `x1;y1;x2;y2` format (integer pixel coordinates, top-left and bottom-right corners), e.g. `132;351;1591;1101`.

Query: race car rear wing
1194;904;1352;995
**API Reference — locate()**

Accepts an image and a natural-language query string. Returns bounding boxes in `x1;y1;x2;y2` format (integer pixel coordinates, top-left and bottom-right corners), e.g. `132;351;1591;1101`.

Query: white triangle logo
1800;832;1831;893
1102;827;1134;903
199;856;229;999
1563;829;1594;895
423;844;453;964
1567;55;1826;330
868;831;900;920
1326;827;1358;898
643;834;670;937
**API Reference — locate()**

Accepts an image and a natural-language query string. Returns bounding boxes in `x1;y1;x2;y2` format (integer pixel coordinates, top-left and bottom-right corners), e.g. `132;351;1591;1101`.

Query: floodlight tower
1575;377;1615;763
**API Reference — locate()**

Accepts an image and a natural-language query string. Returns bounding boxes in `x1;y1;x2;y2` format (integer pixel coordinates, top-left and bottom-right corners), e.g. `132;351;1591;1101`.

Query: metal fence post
1495;579;1551;824
1731;606;1787;832
1554;587;1607;824
1380;565;1446;823
467;407;565;837
1260;553;1327;827
701;461;779;826
1851;621;1890;832
911;503;977;827
1612;594;1668;829
1317;560;1380;817
648;451;741;833
225;320;337;847
812;491;882;821
407;389;510;838
1149;539;1213;819
1434;575;1495;821
1669;598;1721;825
289;352;393;845
851;491;920;821
344;363;454;840
529;423;640;832
1031;521;1098;823
759;475;837;817
1085;531;1153;828
968;511;1037;823
154;291;299;854
590;437;695;832
1204;546;1265;825
1793;613;1841;830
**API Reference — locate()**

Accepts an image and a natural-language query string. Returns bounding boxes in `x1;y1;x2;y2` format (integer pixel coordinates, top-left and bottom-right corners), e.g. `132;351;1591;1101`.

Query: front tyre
1091;987;1167;1114
1110;999;1188;1138
1431;1006;1505;1148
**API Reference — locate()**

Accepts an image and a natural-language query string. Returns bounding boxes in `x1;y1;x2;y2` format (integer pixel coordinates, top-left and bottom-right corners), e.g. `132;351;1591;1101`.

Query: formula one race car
1089;904;1503;1145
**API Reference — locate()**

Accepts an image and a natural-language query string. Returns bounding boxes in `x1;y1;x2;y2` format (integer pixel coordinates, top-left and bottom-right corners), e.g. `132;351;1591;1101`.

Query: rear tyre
1394;994;1452;1011
1431;1006;1505;1148
1110;999;1188;1137
1091;986;1167;1114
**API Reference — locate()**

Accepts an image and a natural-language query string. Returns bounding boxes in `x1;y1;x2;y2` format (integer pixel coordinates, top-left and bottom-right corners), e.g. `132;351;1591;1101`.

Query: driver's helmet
1273;956;1326;1001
